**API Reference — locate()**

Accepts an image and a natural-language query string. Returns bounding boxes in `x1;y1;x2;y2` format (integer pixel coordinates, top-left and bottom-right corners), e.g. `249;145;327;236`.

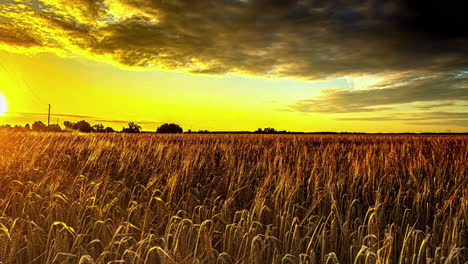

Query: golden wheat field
0;132;466;264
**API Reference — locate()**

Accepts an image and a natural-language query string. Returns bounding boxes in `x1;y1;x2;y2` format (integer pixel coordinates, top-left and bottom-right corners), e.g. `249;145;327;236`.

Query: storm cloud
1;0;466;74
0;0;467;114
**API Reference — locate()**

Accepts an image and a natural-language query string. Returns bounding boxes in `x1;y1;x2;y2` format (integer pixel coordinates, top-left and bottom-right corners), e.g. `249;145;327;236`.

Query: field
0;132;466;263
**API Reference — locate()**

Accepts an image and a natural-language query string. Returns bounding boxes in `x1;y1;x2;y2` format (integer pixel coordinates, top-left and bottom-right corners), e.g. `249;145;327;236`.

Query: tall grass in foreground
0;132;466;263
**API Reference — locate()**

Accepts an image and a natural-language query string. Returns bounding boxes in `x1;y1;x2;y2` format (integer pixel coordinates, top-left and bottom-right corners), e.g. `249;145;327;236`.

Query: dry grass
0;132;466;263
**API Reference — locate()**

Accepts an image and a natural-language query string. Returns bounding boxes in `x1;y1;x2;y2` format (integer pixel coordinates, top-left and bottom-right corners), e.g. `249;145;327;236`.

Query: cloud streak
335;111;468;127
17;112;95;119
94;119;161;125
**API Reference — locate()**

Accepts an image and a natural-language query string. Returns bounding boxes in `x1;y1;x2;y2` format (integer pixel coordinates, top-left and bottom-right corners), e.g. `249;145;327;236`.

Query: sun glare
0;92;8;116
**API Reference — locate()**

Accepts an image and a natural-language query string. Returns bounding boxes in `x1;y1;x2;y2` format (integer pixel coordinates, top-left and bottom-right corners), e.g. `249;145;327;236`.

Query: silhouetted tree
0;124;11;131
75;120;94;132
122;122;142;133
93;124;105;133
25;124;30;130
47;124;62;132
64;121;75;130
64;120;94;132
32;121;47;131
156;123;183;133
255;127;278;134
0;124;35;132
104;127;115;133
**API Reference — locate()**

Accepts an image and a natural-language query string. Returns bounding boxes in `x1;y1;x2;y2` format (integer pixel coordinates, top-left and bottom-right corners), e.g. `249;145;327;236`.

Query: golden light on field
0;133;466;262
0;92;8;116
0;1;466;132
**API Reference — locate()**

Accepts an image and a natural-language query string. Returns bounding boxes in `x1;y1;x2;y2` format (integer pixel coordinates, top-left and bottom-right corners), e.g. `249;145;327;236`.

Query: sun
0;92;8;116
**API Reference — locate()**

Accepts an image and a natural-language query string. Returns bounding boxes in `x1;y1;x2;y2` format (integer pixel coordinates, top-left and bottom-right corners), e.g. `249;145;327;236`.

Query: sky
0;0;467;132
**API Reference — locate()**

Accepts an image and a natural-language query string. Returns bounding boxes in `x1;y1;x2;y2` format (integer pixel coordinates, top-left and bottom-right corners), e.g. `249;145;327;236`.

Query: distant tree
47;124;62;132
255;127;277;134
75;120;94;132
64;121;75;130
32;121;47;131
64;120;93;132
0;124;11;131
156;123;183;133
122;122;142;133
104;127;115;133
25;124;30;130
93;123;105;133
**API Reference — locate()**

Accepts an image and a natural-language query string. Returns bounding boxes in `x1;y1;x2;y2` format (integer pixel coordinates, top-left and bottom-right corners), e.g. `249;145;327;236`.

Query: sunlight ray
0;92;8;116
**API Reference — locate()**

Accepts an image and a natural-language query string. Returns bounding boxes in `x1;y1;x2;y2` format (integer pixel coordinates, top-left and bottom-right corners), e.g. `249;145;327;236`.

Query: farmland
0;132;466;263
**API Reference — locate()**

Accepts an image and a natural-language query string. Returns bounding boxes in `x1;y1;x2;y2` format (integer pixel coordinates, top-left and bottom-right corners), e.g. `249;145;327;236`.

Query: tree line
0;120;184;133
1;121;294;134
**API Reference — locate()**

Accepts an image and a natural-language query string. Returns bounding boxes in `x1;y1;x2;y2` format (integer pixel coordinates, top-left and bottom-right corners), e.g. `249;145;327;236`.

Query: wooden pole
48;104;51;126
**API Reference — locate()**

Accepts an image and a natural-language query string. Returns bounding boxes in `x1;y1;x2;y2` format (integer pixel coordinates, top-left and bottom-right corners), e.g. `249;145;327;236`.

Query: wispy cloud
17;112;95;119
9;113;161;127
406;121;468;127
94;119;161;125
335;111;468;127
288;72;468;113
413;102;457;110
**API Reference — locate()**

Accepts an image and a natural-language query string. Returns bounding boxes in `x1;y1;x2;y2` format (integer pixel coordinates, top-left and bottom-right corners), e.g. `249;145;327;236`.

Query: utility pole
48;104;51;126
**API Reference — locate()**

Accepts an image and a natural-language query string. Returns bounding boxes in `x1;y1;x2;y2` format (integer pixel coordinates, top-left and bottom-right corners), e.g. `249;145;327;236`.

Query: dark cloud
0;0;465;76
398;0;468;38
0;0;467;115
0;23;40;48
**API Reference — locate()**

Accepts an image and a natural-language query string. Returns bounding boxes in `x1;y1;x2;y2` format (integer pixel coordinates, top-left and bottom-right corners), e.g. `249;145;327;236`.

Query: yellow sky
0;0;467;132
0;50;465;132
